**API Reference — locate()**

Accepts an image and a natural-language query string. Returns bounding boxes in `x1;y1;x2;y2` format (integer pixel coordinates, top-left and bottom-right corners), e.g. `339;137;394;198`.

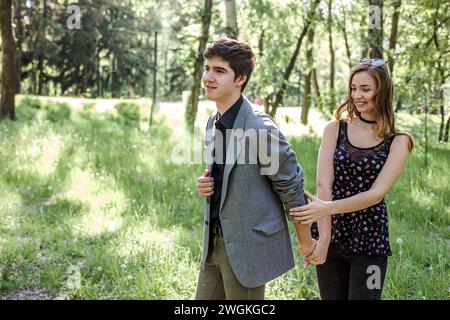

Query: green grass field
0;96;448;299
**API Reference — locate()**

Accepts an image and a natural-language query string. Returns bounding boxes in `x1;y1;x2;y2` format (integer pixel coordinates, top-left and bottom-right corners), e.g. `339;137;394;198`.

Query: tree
224;0;238;39
0;0;19;120
267;0;320;117
301;27;315;125
368;0;384;59
185;0;212;130
337;3;352;69
397;0;449;142
387;0;401;76
327;0;335;112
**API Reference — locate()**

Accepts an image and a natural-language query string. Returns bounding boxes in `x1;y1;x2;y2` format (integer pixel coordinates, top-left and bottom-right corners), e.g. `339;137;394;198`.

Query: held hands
299;238;318;267
290;191;332;224
197;169;214;198
303;237;330;266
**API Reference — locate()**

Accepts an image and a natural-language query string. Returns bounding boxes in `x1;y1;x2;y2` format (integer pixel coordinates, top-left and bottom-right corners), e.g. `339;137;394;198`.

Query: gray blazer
201;96;306;288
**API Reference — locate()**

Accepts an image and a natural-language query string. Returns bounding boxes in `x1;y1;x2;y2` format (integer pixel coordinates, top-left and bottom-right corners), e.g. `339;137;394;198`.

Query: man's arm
256;116;314;255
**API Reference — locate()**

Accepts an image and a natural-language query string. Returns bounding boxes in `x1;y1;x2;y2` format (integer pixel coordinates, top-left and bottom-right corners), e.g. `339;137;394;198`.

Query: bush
46;102;71;122
16;104;38;122
82;102;96;110
115;102;141;122
17;96;43;109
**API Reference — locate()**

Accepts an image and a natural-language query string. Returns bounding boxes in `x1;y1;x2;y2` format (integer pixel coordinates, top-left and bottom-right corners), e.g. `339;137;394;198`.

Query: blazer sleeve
256;116;307;221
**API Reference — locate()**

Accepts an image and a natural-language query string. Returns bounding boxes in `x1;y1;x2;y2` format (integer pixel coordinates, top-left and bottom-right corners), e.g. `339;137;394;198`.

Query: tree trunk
224;0;238;39
444;115;450;143
339;5;352;69
81;64;88;95
268;0;320;117
96;49;101;98
360;15;368;58
258;29;265;57
327;0;335;112
37;54;44;95
388;0;401;76
395;97;402;112
438;89;445;141
301;27;315;125
185;0;212;130
312;68;322;111
37;0;48;95
438;105;444;142
368;0;383;59
111;56;119;98
0;0;19;120
13;0;23;93
301;72;311;125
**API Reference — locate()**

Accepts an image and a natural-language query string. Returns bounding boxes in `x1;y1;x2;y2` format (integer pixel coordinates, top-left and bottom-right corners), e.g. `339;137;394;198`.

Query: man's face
203;56;245;103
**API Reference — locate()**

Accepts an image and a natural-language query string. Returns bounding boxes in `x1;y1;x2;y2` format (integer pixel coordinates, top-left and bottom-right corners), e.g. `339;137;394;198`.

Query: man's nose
203;70;214;83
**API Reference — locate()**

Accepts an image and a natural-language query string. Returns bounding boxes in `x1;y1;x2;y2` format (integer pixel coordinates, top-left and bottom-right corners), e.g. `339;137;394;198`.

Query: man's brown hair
204;37;256;92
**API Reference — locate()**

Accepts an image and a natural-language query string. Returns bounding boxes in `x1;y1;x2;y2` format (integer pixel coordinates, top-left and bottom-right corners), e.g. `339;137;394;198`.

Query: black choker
359;114;377;124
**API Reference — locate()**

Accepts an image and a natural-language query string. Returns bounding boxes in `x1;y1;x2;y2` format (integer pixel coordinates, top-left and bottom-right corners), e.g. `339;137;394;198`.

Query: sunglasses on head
358;57;391;77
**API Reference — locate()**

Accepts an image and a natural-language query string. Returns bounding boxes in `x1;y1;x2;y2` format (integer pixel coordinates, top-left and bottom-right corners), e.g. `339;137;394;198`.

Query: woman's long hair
335;62;414;152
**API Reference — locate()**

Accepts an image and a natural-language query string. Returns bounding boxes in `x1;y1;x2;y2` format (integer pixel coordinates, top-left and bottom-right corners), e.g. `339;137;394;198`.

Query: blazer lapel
219;96;252;211
205;111;216;172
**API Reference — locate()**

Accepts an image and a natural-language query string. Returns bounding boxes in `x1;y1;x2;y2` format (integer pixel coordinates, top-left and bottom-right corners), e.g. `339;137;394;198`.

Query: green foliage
17;96;44;110
45;102;72;122
115;102;141;122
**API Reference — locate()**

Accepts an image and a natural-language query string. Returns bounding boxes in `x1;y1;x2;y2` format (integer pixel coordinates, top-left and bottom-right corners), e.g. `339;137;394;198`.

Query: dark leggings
316;243;388;300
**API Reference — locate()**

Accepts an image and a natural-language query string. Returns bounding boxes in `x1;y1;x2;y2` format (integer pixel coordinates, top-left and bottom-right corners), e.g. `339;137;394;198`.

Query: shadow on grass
0;108;204;298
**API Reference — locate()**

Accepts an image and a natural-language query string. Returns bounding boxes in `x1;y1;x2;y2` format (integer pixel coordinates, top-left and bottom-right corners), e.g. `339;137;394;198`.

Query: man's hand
299;238;318;267
308;237;330;266
197;169;214;198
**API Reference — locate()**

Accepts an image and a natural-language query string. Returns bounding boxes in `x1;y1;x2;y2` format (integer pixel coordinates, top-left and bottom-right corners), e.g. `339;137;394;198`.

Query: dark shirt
210;95;243;229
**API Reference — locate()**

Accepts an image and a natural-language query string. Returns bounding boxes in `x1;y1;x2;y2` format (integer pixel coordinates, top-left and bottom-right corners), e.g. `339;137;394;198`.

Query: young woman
291;58;414;300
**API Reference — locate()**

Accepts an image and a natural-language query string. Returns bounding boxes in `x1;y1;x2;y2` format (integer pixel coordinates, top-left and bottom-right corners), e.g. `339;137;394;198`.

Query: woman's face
351;71;377;114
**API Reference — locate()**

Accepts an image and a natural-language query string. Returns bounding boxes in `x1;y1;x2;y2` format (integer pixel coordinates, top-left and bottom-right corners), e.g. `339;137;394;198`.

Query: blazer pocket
253;218;285;236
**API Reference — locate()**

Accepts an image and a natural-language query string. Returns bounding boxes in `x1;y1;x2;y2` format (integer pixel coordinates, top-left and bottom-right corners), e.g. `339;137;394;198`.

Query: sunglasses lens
372;60;385;66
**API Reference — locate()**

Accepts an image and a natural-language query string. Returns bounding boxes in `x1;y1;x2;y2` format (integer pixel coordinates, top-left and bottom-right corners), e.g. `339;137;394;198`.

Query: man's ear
236;74;247;88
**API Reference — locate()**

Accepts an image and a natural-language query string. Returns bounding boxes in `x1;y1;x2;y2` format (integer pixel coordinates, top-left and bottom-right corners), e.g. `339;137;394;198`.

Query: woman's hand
308;237;330;266
290;191;333;224
299;238;318;267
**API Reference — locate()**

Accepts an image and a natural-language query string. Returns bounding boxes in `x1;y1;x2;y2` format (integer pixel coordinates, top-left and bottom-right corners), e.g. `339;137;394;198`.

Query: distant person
195;37;314;300
290;58;414;300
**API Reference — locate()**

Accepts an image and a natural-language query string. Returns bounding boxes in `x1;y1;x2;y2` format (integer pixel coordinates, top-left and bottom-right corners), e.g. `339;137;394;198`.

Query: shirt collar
216;95;243;129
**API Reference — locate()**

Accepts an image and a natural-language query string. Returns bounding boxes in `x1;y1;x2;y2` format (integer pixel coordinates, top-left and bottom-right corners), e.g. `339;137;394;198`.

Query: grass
0;95;448;299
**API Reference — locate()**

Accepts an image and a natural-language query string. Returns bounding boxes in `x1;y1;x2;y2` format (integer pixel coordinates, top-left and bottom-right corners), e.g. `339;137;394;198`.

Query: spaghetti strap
337;120;346;146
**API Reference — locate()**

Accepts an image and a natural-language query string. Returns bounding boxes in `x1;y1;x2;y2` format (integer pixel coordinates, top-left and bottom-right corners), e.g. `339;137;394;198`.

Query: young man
195;37;314;300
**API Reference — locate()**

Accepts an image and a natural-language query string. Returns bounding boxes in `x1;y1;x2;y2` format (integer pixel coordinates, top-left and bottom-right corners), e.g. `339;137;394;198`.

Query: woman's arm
304;121;337;265
290;134;411;224
315;121;338;242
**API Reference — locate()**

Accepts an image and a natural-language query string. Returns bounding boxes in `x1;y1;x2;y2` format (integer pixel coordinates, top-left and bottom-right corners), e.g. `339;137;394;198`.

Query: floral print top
311;120;395;256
